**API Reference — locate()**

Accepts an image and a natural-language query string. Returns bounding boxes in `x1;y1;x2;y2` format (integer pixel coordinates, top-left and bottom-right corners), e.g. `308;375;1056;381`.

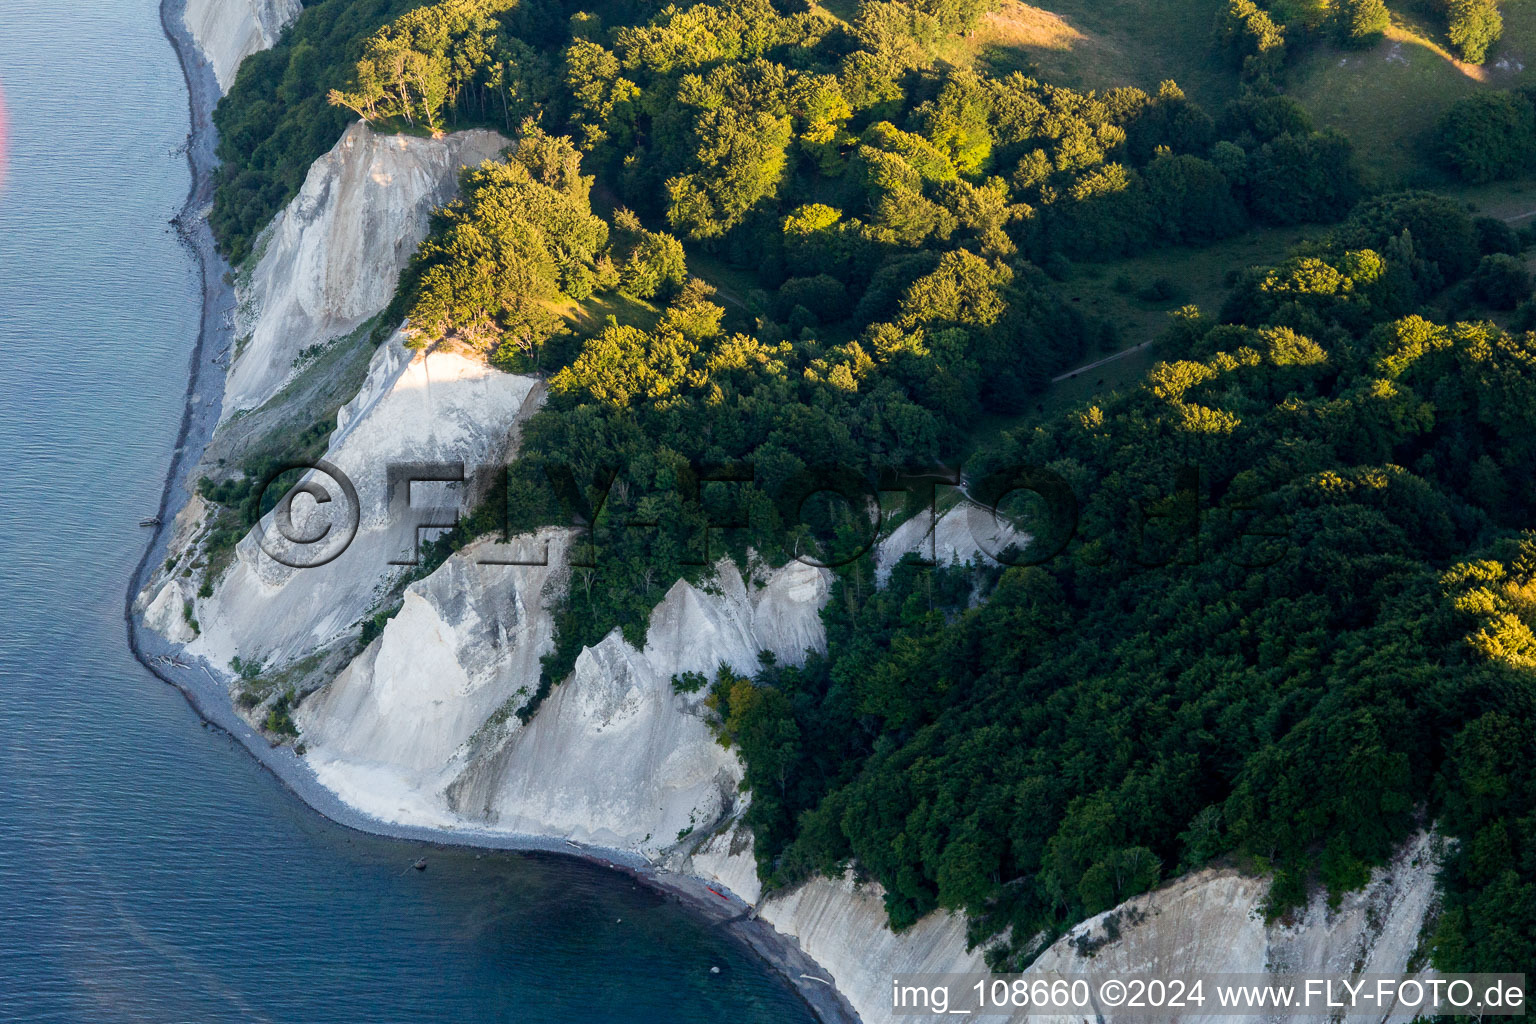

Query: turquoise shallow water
0;3;813;1021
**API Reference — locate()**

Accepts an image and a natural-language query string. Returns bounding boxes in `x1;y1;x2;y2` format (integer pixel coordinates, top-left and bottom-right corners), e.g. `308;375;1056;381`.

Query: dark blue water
0;4;812;1021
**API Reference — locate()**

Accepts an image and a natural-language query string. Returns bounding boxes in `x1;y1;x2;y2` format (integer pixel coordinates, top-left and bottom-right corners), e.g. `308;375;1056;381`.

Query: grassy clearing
551;290;662;338
959;0;1239;110
1035;340;1162;418
917;0;1536;191
960;338;1160;456
679;249;759;310
808;0;1236;105
814;0;859;22
584;179;754;328
1054;224;1307;346
1287;1;1536;187
959;224;1313;455
1436;177;1536;220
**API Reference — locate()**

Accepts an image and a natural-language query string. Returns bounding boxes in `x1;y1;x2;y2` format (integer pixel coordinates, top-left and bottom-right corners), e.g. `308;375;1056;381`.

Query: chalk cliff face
297;545;830;853
683;813;989;1021
1022;831;1440;1024
226;123;507;418
135;113;519;673
183;0;301;94
681;826;1438;1024
188;330;543;671
297;530;571;827
876;500;1028;583
447;558;829;850
755;871;990;1021
143;576;197;645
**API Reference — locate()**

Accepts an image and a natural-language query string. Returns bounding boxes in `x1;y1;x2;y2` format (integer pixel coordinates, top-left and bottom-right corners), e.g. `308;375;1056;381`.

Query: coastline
131;4;858;1021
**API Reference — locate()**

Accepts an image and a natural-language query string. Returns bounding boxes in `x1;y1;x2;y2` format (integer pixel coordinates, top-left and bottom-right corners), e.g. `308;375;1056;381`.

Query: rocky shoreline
131;4;858;1021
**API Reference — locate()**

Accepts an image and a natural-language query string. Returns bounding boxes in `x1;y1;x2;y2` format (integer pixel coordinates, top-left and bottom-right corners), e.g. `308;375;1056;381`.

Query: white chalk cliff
296;530;572;827
746;868;992;1022
183;0;301;94
1023;831;1441;1024
137;114;515;668
447;559;828;850
682;825;1439;1024
281;503;990;1012
165;418;1447;1024
143;575;197;645
226;123;507;418
300;547;830;852
876;499;1029;583
189;329;543;670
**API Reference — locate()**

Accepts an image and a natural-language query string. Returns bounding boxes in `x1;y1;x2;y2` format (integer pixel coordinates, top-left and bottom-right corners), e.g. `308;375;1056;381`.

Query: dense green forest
205;0;1536;975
